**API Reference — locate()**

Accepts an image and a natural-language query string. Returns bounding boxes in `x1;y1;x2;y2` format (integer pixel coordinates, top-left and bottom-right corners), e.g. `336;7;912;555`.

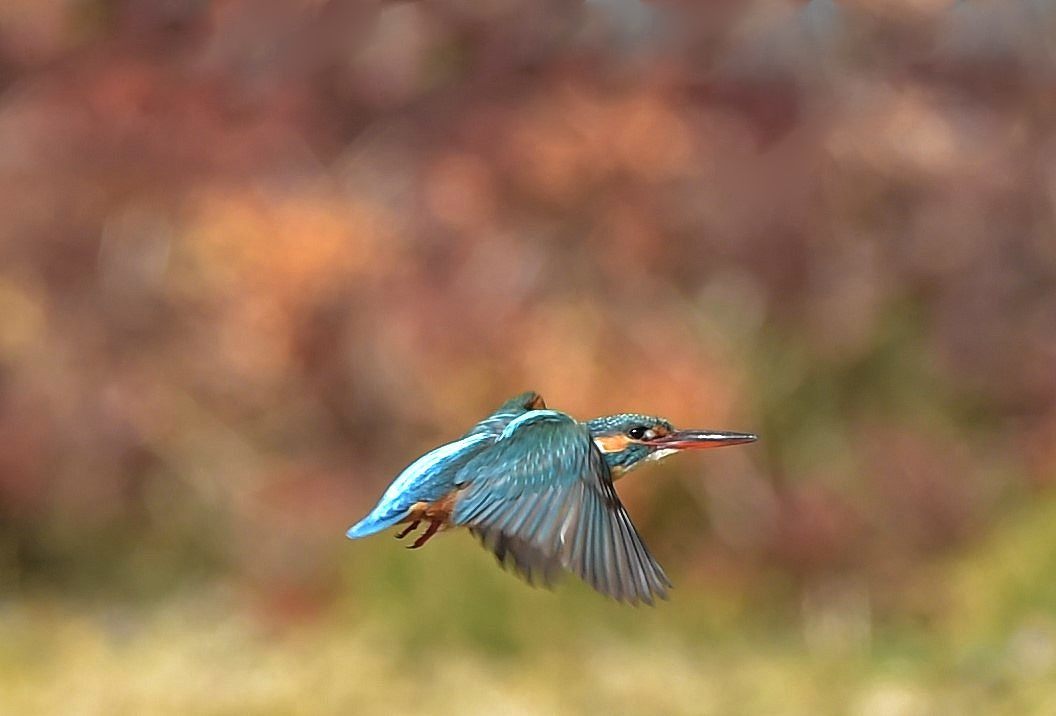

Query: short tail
345;508;407;539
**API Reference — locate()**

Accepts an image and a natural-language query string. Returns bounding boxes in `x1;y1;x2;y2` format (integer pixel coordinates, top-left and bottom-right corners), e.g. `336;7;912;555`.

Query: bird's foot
394;521;420;539
408;521;441;549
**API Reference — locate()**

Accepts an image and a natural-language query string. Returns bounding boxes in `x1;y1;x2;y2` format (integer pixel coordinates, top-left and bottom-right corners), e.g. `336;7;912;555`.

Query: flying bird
346;392;756;604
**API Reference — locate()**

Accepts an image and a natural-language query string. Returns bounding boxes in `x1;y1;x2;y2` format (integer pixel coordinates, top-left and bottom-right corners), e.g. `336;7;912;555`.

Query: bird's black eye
628;426;647;440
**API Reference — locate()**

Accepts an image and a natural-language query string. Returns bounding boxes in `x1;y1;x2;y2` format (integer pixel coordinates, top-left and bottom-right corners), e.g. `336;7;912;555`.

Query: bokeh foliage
0;0;1054;712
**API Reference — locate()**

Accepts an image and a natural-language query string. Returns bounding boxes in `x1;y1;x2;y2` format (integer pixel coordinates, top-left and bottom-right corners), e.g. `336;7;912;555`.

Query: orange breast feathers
403;490;460;526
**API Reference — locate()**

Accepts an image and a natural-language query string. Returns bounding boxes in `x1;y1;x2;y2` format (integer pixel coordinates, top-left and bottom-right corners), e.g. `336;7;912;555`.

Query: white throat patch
645;448;678;463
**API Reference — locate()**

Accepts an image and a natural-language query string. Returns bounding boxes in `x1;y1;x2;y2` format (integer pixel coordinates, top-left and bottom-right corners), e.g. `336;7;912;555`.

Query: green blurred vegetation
6;505;1056;714
0;0;1054;713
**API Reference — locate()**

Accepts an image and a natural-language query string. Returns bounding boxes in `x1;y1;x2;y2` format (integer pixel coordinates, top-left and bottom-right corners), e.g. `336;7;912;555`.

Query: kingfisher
346;391;756;604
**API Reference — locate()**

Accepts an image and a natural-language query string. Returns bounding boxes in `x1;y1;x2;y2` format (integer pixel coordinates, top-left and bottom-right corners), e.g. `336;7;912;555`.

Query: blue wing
345;392;545;539
461;391;547;439
452;410;671;605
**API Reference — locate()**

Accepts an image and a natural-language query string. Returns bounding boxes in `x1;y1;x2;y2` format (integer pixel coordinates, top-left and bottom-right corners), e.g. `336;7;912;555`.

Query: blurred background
0;0;1054;713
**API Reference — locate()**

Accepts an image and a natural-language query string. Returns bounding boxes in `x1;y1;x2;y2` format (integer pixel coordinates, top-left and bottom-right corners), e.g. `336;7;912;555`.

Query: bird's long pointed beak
646;429;758;450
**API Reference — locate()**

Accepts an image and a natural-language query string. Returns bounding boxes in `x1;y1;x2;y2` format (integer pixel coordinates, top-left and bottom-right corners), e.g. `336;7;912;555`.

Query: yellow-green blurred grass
5;500;1056;716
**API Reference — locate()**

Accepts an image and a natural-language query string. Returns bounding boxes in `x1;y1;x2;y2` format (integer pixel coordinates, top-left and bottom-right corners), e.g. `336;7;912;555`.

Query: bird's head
585;413;757;477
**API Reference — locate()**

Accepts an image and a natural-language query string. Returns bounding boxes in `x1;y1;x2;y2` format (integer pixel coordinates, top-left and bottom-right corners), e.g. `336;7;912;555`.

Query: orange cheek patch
594;435;632;454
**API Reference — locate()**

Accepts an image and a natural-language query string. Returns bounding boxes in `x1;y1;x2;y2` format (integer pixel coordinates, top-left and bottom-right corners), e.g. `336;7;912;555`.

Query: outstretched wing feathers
462;391;546;440
469;527;564;587
452;410;670;604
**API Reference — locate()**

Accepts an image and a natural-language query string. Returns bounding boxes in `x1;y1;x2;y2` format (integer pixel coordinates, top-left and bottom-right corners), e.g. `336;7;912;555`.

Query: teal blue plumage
345;391;756;605
345;392;543;539
452;410;670;604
